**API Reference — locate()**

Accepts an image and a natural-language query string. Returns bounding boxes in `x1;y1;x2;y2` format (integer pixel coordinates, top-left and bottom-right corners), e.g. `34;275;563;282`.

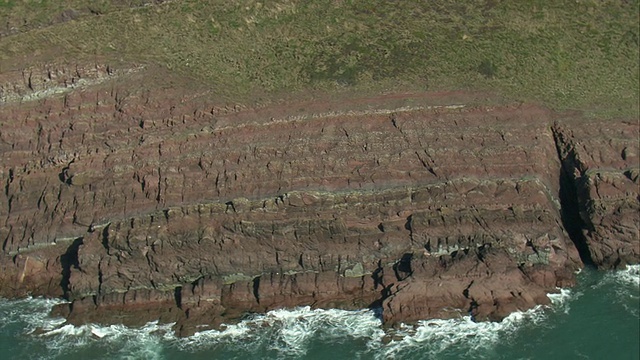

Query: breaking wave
0;297;174;360
547;288;576;314
0;297;67;335
611;264;640;288
40;321;174;360
177;307;384;358
0;291;575;360
4;266;639;360
603;264;640;317
379;299;566;360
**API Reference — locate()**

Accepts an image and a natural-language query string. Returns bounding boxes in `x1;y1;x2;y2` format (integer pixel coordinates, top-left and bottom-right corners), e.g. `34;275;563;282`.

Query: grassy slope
0;0;638;117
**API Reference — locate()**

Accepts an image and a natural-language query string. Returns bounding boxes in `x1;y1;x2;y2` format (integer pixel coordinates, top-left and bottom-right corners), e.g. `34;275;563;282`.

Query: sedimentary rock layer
0;68;636;334
553;119;639;268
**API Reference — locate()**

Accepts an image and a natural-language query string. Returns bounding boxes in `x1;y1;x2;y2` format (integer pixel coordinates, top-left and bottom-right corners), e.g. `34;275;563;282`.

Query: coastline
1;265;637;359
1;91;638;334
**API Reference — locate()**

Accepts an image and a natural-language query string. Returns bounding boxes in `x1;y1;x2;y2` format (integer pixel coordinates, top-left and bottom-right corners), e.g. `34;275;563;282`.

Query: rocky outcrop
0;63;140;104
0;71;636;335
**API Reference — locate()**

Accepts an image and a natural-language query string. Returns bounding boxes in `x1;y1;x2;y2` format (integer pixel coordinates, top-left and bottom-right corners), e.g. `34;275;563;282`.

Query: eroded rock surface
554;119;639;268
0;67;636;334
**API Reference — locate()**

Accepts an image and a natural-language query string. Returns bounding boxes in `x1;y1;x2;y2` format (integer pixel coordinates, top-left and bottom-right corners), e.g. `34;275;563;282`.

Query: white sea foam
547;288;575;314
37;320;175;360
379;306;549;360
547;288;572;306
179;307;384;357
0;287;580;359
605;264;640;317
614;264;640;288
0;296;68;333
0;296;177;359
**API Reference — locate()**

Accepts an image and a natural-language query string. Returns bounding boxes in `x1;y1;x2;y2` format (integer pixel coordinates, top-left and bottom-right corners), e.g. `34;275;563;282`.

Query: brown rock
554;119;639;268
0;73;634;333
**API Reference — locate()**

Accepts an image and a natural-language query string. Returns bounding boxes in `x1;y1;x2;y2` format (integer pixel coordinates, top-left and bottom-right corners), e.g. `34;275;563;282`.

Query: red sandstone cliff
0;65;637;335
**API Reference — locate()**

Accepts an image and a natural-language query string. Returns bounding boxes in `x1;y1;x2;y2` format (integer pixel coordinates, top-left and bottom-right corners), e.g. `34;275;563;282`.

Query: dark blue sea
1;266;638;359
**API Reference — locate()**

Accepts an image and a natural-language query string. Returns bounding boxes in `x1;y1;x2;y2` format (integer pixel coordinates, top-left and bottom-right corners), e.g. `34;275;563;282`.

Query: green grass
1;0;638;118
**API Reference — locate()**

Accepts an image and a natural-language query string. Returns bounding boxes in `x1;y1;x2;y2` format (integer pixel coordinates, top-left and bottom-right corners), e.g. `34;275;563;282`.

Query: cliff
0;65;637;336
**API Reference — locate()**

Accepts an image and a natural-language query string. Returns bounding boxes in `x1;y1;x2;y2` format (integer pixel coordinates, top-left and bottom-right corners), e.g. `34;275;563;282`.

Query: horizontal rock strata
0;71;636;334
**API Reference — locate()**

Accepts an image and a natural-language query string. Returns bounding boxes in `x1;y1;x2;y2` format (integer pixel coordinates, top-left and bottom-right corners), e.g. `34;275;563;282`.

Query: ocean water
0;266;638;360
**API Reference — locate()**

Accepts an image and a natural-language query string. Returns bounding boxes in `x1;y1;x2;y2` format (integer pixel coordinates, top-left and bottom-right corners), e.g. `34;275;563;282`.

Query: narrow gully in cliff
558;167;595;267
552;127;595;267
60;237;84;299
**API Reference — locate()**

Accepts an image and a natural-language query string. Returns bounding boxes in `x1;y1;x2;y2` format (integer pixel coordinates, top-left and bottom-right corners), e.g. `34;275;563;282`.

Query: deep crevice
368;261;390;321
372;260;384;290
100;225;110;252
252;276;261;304
174;286;183;309
60;237;83;299
553;127;595;267
393;253;413;281
558;166;595;267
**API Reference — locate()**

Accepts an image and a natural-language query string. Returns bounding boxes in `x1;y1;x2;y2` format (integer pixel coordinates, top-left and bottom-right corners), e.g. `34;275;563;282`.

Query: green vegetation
1;0;638;117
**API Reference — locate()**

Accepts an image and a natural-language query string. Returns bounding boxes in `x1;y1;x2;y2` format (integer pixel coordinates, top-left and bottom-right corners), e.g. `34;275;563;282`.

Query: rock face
553;119;639;268
0;66;637;335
